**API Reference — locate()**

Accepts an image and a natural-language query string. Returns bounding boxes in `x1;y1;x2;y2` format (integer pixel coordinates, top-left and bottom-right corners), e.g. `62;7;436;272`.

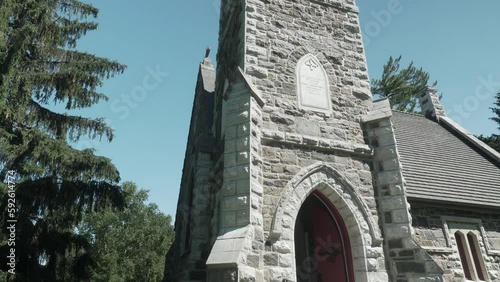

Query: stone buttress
362;97;443;282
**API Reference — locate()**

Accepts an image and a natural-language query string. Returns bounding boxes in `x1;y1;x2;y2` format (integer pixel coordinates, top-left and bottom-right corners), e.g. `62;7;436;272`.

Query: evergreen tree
477;92;500;153
477;134;500;153
0;1;125;280
371;56;437;112
490;92;500;127
79;182;175;282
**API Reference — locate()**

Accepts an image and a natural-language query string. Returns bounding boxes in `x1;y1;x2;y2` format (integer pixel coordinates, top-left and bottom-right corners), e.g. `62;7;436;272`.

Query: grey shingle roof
392;111;500;209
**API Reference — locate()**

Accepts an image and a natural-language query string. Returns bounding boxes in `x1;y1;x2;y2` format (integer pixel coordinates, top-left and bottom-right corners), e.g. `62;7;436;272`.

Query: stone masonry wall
205;0;267;280
185;152;214;281
209;0;390;280
242;0;387;280
261;152;388;281
213;0;245;140
244;0;372;123
220;79;251;231
168;0;500;281
164;58;215;281
243;0;374;213
411;202;500;281
166;151;213;282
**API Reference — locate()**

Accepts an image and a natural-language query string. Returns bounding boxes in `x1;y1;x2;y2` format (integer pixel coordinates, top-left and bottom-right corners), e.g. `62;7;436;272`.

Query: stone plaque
296;54;332;114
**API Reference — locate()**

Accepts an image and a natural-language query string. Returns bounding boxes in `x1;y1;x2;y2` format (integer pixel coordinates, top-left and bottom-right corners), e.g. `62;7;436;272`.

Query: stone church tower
164;0;389;280
163;0;500;281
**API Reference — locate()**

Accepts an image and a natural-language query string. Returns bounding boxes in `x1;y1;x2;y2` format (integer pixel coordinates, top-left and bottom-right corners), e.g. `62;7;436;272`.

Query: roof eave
408;196;500;212
439;116;500;164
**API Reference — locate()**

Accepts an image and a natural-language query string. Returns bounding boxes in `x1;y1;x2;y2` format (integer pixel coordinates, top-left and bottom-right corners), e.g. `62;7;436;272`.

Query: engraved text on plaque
296;54;331;114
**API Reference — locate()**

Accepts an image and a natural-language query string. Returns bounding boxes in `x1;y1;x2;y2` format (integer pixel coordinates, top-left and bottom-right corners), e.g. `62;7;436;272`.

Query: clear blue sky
75;0;500;217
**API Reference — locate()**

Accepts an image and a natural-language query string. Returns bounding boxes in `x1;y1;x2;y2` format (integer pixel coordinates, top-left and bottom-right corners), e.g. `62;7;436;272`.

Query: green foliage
477;134;500;153
0;0;125;280
477;92;500;153
491;92;500;129
371;56;437;112
79;182;175;282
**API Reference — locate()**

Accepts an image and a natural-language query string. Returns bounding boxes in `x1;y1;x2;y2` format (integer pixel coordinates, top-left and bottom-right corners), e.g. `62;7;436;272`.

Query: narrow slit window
455;232;473;280
447;219;489;282
467;233;486;281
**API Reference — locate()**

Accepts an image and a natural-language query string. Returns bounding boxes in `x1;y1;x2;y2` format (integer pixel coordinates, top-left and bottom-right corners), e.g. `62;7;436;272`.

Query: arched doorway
295;191;355;282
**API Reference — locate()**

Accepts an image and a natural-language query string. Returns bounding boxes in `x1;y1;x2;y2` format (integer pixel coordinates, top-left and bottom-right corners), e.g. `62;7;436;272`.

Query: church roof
392;111;500;209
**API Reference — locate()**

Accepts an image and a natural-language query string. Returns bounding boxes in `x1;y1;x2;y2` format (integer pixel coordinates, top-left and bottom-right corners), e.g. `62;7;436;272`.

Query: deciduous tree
79;182;174;282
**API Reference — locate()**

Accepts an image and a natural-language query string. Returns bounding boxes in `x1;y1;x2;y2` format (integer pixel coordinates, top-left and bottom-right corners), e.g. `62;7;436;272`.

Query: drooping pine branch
1;0;125;147
10;177;124;220
371;56;437;112
0;128;119;181
491;92;500;129
0;179;123;279
27;100;114;142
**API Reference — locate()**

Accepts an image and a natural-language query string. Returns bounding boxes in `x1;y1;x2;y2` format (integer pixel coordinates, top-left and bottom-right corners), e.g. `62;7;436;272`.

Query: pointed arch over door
269;163;386;281
295;191;355;282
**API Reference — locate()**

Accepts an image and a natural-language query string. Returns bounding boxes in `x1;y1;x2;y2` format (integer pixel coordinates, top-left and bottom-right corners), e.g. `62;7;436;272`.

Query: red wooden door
311;201;347;282
295;192;354;282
